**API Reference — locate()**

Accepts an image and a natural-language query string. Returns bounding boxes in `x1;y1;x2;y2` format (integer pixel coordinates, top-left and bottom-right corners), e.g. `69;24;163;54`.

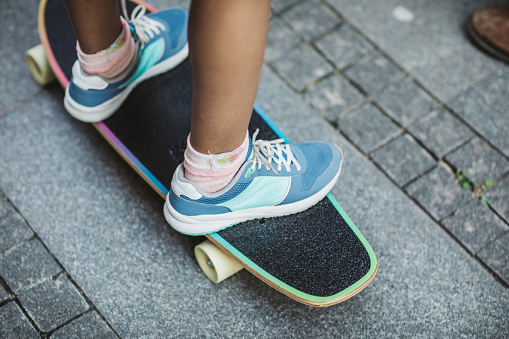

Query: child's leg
183;0;270;192
188;0;271;155
63;0;122;54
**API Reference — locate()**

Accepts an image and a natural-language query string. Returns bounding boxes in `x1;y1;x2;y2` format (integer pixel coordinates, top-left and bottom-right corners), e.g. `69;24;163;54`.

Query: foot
164;131;343;235
64;6;189;122
468;5;509;63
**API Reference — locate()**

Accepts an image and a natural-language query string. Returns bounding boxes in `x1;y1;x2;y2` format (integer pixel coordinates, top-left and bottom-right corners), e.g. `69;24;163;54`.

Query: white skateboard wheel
195;240;243;283
25;44;55;86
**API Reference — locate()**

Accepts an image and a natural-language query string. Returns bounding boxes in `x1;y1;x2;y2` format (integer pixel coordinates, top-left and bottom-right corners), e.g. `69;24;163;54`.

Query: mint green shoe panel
120;38;164;89
218;176;291;211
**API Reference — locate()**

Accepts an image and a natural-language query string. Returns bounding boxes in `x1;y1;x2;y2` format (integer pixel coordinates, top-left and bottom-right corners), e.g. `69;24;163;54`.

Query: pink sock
77;17;136;79
184;131;250;193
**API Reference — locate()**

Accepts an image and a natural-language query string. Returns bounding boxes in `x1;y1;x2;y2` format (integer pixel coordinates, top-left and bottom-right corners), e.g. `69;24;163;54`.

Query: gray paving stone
478;232;509;285
0;239;61;293
315;25;372;69
282;0;340;41
0;0;41;114
271;43;333;90
51;311;116;339
345;53;402;95
327;0;504;102
328;0;410;50
406;165;474;220
303;73;365;121
0;200;33;253
337;103;400;153
371;134;435;186
0;302;39;339
272;0;302;13
19;274;89;333
445;138;509;186
408;109;474;159
407;43;503;103
441;199;509;255
0;285;10;303
449;71;509;158
265;18;301;63
374;78;437;127
326;44;437;127
485;176;509;223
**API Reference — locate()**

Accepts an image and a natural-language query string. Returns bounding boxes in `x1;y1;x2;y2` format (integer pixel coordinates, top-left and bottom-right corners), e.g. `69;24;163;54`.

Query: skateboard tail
210;225;378;307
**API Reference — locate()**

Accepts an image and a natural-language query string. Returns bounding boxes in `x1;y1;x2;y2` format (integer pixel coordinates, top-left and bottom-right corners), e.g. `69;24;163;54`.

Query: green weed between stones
483;178;494;189
456;169;493;206
479;179;493;207
455;169;471;190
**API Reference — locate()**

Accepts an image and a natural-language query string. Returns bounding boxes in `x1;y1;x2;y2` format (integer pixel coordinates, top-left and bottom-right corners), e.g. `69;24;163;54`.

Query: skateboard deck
30;0;378;307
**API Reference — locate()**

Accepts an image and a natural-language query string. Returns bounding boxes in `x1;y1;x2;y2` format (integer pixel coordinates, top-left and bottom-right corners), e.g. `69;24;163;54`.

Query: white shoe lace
121;0;166;43
251;129;301;175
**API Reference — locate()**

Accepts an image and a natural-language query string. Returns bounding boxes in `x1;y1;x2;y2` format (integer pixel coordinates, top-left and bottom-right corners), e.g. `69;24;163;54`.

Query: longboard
26;0;378;307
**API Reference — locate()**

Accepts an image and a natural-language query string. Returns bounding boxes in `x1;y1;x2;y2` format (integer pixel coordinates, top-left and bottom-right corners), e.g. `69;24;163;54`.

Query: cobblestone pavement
1;0;508;337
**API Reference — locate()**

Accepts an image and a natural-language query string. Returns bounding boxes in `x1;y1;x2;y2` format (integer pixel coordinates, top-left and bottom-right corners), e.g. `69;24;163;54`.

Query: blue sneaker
164;131;343;235
64;5;189;122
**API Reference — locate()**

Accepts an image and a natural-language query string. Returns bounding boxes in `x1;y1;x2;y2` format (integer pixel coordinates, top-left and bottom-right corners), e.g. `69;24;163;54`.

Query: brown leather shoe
468;5;509;63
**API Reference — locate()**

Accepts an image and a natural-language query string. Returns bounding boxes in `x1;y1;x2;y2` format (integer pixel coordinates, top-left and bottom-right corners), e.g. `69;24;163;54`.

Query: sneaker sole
164;147;343;235
64;43;189;123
